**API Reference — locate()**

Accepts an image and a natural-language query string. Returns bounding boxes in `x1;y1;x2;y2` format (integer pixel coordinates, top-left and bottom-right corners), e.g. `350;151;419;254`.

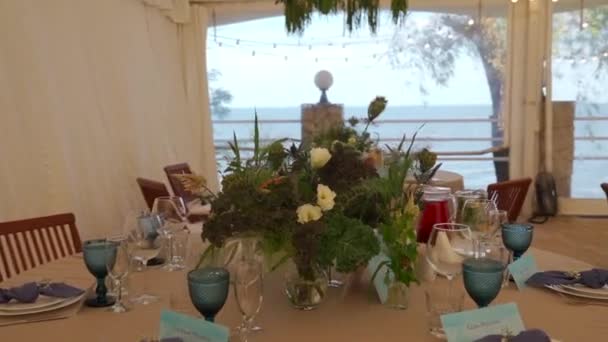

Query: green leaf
253;110;260;166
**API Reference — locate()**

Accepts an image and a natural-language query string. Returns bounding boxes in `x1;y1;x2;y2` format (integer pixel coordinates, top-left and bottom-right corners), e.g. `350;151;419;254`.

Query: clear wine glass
488;209;508;242
426;223;473;282
128;215;163;305
152;196;188;272
106;236;130;313
234;259;264;342
461;199;497;257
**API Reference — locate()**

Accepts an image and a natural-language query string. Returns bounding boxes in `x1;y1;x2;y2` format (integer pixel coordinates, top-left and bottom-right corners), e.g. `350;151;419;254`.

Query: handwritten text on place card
441;303;525;342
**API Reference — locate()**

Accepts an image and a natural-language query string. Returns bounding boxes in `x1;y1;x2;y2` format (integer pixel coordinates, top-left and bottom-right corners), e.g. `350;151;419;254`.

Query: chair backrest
163;163;196;203
602;183;608;202
487;178;533;222
0;213;82;281
136;177;170;210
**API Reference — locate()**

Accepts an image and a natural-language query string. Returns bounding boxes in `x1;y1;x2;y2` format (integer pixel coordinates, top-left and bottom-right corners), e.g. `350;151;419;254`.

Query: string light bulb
468;18;475;26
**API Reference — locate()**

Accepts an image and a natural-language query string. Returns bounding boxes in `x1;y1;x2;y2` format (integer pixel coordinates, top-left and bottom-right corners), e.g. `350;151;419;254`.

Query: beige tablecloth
0;245;604;341
406;170;465;193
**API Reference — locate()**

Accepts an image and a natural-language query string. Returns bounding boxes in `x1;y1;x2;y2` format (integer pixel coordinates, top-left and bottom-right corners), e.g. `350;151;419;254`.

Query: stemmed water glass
462;245;509;308
129;215;163;305
460;199;497;257
106;236;130;313
426;223;474;282
501;223;534;262
83;239;117;307
187;267;230;322
234;259;264;342
425;223;472;339
152;196;188;271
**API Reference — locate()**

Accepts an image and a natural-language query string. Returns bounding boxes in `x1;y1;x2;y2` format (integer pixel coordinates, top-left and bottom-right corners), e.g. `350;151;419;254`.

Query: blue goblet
188;267;230;322
501;223;534;260
83;239;117;307
463;257;505;308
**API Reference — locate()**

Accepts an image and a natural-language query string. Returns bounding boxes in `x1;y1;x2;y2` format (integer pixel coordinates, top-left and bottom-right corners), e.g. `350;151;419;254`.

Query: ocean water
212;105;608;198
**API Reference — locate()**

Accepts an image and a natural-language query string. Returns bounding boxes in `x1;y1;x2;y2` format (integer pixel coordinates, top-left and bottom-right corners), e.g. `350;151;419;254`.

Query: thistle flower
367;96;388;122
417;148;437;174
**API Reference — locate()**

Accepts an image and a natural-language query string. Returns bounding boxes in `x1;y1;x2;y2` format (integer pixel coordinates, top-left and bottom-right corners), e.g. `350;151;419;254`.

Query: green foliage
376;211;419;286
278;0;409;34
202;108;382;275
208;69;233;119
202;99;436;289
318;212;380;273
317;142;377;194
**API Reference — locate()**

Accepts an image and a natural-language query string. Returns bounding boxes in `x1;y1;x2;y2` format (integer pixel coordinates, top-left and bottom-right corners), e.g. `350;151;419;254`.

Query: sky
206;13;492;107
206;12;606;108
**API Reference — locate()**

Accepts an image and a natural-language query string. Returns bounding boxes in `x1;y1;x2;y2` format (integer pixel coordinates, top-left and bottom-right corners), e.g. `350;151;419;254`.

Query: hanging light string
209;36;608;64
210;35;395;49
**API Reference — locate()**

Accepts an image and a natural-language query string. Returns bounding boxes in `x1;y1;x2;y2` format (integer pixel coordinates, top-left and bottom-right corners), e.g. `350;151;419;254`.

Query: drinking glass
172;228;190;269
327;265;344;288
234;259;264;342
426;223;473;282
489;210;508;240
462;253;507;308
129;215;163;305
460;199;497;257
425;278;465;339
83;239;117;307
501;223;534;262
106;236;130;313
188;267;230;322
152;196;188;271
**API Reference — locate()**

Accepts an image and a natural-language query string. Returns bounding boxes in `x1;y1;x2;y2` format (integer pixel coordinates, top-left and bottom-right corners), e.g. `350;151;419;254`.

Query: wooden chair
0;213;82;281
163;163;197;203
487;178;533;222
136;177;170;211
602;183;608;202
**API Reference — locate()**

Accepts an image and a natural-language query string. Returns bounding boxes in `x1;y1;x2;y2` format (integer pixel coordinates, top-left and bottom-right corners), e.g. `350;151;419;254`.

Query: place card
508;253;538;290
441;303;525;342
160;310;230;342
366;253;392;304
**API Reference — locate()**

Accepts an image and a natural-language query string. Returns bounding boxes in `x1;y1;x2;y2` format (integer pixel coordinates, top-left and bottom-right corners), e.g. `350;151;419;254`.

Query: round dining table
0;240;605;341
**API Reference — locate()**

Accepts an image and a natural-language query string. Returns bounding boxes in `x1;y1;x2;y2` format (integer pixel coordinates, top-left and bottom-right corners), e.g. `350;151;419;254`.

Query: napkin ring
565;271;581;280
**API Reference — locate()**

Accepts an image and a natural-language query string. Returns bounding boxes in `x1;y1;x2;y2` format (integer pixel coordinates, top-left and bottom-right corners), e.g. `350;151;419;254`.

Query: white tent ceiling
192;0;607;26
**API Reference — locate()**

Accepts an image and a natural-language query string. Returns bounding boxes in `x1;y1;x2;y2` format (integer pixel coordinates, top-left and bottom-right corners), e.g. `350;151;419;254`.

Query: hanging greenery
277;0;409;34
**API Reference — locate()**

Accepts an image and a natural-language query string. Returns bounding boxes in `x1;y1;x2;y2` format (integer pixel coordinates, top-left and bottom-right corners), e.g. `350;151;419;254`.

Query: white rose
296;204;323;224
316;184;336;211
310;147;331;169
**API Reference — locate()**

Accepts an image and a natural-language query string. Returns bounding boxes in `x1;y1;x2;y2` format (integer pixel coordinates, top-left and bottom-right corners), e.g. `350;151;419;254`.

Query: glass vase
221;235;265;276
385;280;410;310
284;260;327;310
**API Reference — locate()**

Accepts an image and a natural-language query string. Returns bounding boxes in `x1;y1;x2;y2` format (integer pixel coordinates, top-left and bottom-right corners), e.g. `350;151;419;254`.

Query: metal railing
212;115;608;161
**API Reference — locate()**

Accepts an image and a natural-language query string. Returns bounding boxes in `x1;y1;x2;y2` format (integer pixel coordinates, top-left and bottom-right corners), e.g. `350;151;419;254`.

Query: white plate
0;293;85;317
0;295;66;312
561;284;608;298
546;285;608;301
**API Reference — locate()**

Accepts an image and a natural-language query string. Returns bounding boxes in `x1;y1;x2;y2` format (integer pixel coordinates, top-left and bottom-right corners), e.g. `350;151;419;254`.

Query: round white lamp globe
314;70;333;91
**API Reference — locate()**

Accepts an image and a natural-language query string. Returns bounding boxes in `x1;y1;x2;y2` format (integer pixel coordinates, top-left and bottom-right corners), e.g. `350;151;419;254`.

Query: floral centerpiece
187;97;441;310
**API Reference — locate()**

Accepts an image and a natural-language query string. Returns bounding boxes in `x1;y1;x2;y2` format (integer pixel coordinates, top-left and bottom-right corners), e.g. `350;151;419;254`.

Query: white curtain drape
0;0;217;239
